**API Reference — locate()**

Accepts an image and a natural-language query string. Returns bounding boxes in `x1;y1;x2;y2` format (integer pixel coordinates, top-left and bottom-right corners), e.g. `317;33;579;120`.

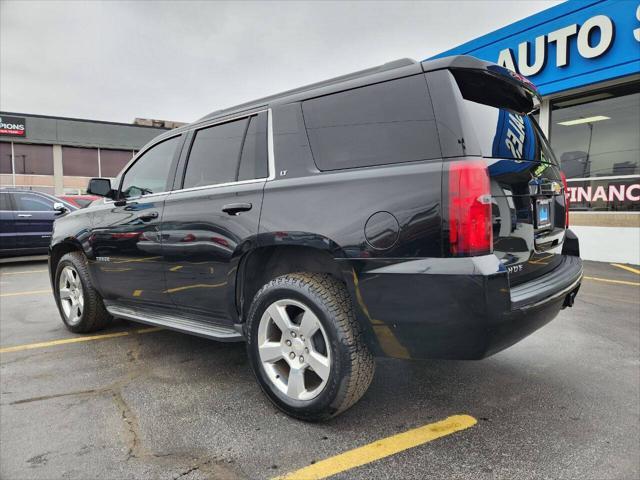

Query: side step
106;304;244;342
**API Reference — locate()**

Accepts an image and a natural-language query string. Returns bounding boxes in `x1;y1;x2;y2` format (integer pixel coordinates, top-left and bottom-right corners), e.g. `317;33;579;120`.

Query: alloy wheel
257;298;331;401
58;265;84;325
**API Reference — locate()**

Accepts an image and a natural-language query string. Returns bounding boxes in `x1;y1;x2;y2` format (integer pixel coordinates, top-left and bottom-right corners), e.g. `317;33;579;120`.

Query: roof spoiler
421;55;542;107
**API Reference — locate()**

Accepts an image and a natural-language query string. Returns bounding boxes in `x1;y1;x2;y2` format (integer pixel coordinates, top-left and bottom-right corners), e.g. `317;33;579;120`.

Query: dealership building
433;0;640;263
0;113;178;195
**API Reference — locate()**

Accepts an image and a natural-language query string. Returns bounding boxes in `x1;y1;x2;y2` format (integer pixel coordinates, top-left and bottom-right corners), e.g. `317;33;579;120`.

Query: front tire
246;273;375;421
54;252;111;333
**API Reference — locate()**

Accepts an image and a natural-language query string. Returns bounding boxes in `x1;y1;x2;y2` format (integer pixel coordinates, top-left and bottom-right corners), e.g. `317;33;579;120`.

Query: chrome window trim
104;108;274;204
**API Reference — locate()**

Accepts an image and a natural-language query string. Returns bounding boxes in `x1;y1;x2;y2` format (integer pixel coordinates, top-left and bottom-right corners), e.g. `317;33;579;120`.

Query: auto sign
0;116;26;136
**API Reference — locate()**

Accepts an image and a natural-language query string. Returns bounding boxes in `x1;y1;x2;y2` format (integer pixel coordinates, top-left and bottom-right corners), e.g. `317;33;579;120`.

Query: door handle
222;203;252;215
138;211;159;221
17;214;32;218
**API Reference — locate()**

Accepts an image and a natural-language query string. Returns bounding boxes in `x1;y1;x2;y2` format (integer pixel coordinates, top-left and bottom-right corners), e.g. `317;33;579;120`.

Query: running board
106;305;244;342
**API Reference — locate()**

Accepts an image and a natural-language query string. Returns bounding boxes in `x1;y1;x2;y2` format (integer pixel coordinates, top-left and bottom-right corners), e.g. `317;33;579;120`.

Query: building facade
432;0;640;263
0;112;171;195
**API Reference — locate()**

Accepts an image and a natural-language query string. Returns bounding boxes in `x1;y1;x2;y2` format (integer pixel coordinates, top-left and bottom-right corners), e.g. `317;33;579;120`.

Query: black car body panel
49;55;582;360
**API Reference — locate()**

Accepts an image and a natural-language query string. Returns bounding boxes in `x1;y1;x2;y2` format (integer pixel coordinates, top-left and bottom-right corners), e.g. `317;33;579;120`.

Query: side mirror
87;178;114;198
53;202;69;216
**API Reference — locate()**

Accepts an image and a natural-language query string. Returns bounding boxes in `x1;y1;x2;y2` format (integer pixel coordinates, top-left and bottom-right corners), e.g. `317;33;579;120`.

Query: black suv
49;56;582;421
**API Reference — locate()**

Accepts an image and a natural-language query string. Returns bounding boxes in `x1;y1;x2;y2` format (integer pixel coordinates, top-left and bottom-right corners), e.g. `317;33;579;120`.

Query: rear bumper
341;253;583;360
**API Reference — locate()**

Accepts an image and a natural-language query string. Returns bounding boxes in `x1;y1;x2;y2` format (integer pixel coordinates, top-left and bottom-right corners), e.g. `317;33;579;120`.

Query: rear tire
54;252;111;333
246;273;375;421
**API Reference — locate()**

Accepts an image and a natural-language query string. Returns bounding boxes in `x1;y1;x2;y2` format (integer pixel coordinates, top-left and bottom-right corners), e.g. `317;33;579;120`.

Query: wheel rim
257;298;331;401
58;266;84;325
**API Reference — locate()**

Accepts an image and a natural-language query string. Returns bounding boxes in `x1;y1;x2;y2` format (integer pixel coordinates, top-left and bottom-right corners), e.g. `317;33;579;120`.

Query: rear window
302;75;441;171
452;69;556;164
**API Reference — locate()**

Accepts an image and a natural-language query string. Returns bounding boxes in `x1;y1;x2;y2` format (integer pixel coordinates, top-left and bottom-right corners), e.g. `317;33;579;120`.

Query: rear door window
0;192;13;211
238;113;269;181
183;118;249;189
301;75;441;171
13;192;55;211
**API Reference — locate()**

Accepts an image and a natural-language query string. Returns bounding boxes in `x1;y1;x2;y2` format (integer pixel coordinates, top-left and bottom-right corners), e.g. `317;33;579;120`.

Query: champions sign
0;116;26;137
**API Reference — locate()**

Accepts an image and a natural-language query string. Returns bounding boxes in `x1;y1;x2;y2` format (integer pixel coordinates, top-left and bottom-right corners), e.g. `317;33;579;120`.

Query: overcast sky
1;0;560;124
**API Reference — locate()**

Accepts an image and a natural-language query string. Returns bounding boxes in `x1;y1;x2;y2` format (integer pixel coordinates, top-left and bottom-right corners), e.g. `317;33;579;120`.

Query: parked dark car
0;188;76;257
48;55;582;421
57;194;100;209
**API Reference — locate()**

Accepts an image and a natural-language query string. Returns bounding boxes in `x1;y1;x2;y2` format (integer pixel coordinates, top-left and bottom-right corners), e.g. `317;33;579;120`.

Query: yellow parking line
0;269;48;276
0;327;163;354
273;414;477;480
584;276;640;287
0;289;51;298
610;263;640;275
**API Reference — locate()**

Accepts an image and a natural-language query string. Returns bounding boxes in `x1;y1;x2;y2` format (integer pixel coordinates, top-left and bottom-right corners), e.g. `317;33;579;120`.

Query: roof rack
200;58;417;121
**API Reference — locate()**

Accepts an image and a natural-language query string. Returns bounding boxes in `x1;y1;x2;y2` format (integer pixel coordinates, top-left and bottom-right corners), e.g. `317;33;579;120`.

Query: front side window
120;136;181;199
302;75;441;171
183;118;248;189
13;192;55;211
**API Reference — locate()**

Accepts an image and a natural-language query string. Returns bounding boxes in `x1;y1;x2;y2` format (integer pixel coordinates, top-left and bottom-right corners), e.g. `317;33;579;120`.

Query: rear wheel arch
234;245;347;324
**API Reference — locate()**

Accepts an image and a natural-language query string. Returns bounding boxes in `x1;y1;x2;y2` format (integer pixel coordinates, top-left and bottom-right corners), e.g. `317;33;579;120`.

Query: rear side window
0;192;12;211
184;118;248;189
302;75;441;171
13;192;54;211
183;113;269;188
238;113;269;181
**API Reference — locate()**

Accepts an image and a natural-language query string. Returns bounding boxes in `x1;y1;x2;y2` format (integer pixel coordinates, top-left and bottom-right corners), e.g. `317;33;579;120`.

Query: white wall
571;226;640;264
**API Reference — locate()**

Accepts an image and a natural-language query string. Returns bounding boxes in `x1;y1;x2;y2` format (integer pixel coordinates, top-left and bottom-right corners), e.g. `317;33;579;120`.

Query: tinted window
62;146;99;177
302;75;441;171
0;143;12;174
183;118;248;188
13;144;54;175
14;192;54;211
120;136;180;199
451;69;554;164
238;113;269;181
0;192;12;210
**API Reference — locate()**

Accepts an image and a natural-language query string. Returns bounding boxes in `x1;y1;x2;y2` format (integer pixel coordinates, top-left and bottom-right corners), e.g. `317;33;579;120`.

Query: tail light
448;160;492;256
560;171;570;228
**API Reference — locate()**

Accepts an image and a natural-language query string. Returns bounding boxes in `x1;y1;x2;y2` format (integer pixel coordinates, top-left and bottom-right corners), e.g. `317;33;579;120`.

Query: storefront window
99;149;134;177
0;142;12;174
13;143;54;175
62;146;99;177
551;83;640;211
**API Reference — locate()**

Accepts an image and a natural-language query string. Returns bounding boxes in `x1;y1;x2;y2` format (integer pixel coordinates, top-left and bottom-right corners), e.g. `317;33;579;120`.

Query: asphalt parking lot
1;259;639;480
